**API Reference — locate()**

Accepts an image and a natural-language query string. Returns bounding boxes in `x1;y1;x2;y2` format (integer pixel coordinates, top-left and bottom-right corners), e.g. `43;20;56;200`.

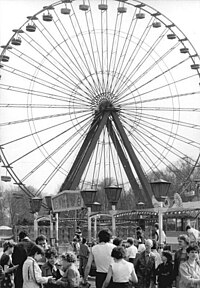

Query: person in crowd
84;228;115;288
154;223;166;246
79;238;90;278
113;237;122;247
41;247;62;288
22;244;54;288
102;246;138;288
136;227;145;245
156;250;173;288
0;240;18;287
36;234;49;268
75;227;82;242
173;234;190;288
126;238;138;264
54;251;80;288
186;225;200;243
151;240;162;269
134;239;156;288
0;264;5;285
179;245;200;288
12;230;35;288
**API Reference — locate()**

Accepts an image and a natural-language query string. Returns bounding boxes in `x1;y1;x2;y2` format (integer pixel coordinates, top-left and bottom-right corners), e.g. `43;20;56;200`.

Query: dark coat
134;251;156;288
41;262;62;288
156;262;174;288
12;238;35;288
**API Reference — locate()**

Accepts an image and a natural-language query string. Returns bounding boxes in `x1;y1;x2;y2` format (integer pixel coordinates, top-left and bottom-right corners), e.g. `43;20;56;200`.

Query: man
173;234;189;288
84;229;115;288
134;239;156;288
36;234;49;268
186;224;200;243
154;223;166;246
79;237;90;277
12;230;35;288
126;237;138;264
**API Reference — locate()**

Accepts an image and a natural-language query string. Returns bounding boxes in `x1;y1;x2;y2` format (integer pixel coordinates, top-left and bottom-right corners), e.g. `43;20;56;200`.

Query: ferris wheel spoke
1;110;92;146
64;5;103;95
21;115;91;184
121;111;200;149
117;56;190;105
2;64;92;104
37;18;100;97
7;111;92;167
117;73;198;107
111;14;156;96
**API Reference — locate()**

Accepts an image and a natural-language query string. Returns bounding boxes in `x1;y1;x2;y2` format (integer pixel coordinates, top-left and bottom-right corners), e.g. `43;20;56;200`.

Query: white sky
0;0;200;195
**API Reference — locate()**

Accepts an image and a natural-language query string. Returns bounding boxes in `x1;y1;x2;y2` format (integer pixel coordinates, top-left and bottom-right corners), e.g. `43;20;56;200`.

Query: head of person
35;234;47;249
45;247;58;266
3;240;16;254
61;252;77;270
178;234;189;248
111;246;126;261
186;225;191;232
162;250;172;264
98;229;112;243
138;243;146;253
18;230;29;242
127;237;134;247
136;226;142;232
186;245;199;261
113;237;122;246
145;239;153;253
29;244;45;262
154;223;159;230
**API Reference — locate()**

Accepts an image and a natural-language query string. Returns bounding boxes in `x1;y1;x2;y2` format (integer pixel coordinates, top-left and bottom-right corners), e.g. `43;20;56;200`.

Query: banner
51;190;83;212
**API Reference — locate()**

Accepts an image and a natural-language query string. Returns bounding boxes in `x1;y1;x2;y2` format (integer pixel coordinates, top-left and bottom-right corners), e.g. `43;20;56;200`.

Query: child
156;250;173;288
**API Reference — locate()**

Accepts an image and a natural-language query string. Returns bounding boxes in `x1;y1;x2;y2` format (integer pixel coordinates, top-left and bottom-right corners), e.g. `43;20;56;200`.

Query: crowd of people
0;224;200;288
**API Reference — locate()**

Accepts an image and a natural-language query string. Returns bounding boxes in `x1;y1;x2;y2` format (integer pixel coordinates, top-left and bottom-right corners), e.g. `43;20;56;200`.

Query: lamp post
80;189;97;243
44;196;55;246
105;186;122;237
30;197;43;239
150;179;171;249
91;201;101;240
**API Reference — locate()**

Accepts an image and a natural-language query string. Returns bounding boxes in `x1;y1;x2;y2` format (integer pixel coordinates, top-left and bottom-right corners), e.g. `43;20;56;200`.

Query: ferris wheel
0;0;200;206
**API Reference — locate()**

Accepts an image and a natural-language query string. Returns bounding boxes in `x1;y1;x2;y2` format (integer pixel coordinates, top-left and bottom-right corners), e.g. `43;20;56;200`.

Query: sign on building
51;190;84;212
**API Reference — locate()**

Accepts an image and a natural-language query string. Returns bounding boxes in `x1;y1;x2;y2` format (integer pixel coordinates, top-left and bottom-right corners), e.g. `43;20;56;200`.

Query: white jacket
22;257;49;288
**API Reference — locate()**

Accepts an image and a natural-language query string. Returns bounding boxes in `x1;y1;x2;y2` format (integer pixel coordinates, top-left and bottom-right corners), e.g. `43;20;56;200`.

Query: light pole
105;186;122;237
80;189;97;244
91;202;101;240
150;179;171;250
44;196;55;246
30;196;43;239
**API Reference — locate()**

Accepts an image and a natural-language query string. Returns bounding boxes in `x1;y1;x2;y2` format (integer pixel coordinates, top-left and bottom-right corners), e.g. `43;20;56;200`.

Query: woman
55;252;80;288
156;250;173;288
0;240;18;288
22;244;53;288
102;246;138;288
41;247;62;288
179;245;200;288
